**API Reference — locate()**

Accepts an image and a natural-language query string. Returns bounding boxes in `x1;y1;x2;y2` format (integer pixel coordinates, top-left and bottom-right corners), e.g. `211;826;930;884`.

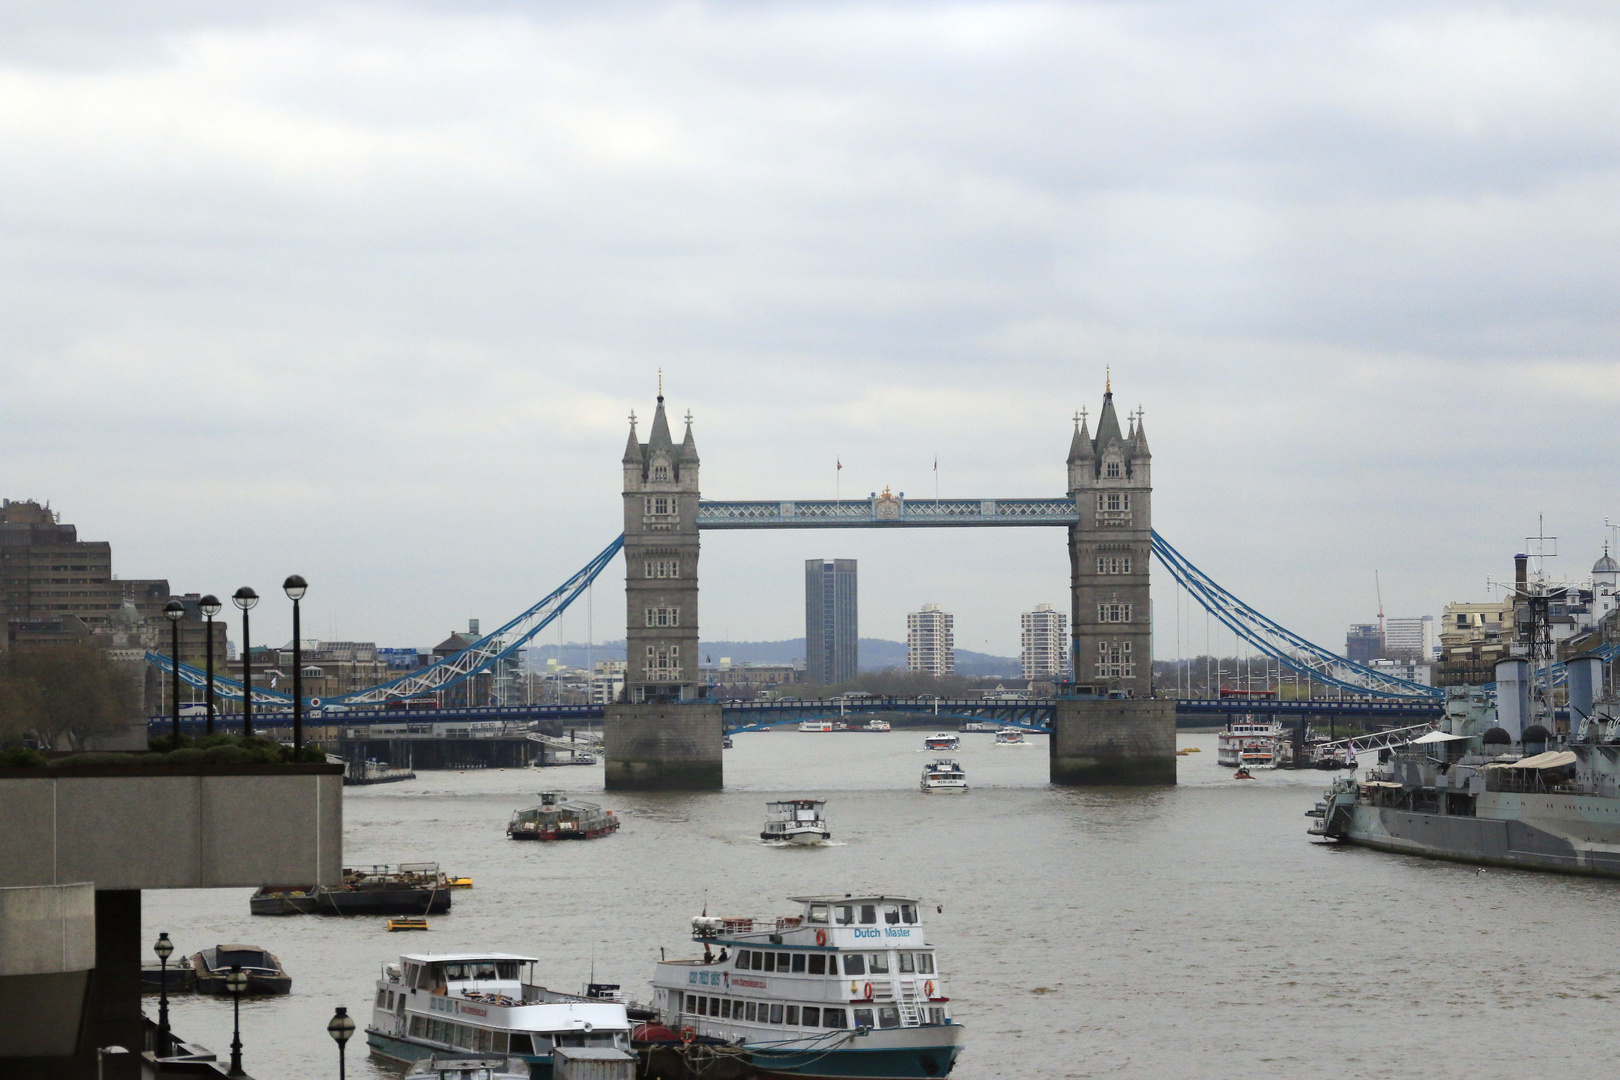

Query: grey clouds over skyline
2;1;1616;659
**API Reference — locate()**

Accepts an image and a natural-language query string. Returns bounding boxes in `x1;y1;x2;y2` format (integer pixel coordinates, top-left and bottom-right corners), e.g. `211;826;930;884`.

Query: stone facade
1066;385;1153;696
1049;698;1176;785
603;703;723;790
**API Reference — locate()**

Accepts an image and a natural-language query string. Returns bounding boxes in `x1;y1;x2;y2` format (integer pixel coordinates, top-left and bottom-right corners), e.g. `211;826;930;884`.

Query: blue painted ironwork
696;498;1079;529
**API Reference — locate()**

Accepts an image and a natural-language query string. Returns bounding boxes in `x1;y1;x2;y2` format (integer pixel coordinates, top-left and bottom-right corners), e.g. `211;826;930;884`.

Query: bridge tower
1050;377;1176;785
603;388;724;790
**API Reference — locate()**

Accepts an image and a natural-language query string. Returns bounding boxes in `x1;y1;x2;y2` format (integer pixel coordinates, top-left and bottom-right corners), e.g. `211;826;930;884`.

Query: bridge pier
604;704;724;791
1049;698;1176;785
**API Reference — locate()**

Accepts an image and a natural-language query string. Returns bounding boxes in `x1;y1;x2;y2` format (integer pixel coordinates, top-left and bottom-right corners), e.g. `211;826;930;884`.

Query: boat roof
789;894;922;905
399;953;538;964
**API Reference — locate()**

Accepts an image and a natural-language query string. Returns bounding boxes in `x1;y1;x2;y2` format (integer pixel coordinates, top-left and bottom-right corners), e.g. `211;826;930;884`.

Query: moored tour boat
761;800;831;845
920;759;967;793
1217;718;1283;768
799;721;835;733
923;733;959;751
507;792;620;841
862;719;891;732
366;952;633;1078
191;944;291;995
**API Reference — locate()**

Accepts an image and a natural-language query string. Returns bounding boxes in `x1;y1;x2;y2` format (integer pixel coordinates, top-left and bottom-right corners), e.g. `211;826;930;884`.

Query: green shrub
0;747;48;768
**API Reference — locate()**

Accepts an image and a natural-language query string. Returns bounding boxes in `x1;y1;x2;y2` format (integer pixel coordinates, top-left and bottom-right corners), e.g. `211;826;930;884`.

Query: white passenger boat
799;720;835;733
920;759;967;793
365;952;631;1078
862;719;891;732
958;721;998;734
993;729;1026;745
1217;718;1284;768
923;733;959;750
761;800;831;845
643;894;963;1078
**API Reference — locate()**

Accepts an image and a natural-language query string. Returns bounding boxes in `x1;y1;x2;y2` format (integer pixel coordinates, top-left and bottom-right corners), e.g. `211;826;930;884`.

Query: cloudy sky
3;1;1617;661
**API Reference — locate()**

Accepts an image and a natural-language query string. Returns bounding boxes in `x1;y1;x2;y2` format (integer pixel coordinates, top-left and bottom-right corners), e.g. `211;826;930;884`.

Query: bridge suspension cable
1150;531;1442;699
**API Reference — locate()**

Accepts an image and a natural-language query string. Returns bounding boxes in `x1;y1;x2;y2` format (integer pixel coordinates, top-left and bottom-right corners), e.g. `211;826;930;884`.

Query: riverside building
805;558;858;685
1020;603;1068;679
907;604;955;676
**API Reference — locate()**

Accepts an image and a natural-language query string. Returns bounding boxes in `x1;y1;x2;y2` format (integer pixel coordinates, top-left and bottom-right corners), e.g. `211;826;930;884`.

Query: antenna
1375;571;1385;652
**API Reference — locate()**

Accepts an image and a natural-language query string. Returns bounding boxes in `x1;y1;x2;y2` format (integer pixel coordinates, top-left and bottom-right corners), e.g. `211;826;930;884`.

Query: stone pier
1049;698;1176;785
604;704;724;791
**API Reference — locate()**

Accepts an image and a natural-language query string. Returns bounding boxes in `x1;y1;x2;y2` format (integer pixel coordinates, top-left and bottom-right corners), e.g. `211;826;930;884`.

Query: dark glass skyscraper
805;559;858;686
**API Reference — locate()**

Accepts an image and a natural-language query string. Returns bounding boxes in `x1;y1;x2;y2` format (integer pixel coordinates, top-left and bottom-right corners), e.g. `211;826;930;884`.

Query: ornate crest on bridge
874;485;902;521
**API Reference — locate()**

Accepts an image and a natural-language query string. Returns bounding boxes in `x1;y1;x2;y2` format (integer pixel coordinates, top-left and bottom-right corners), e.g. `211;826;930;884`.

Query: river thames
145;730;1620;1079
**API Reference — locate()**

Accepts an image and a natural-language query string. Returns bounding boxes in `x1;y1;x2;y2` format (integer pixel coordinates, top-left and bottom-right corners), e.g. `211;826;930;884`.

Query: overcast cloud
2;1;1616;660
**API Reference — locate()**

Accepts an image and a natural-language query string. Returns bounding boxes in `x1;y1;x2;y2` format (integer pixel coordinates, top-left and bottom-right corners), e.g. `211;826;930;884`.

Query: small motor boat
760;799;831;844
191;944;291;995
1233;767;1255;781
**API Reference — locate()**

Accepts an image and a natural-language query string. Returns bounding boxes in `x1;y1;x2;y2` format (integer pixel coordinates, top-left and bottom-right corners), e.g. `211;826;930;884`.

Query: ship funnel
1515;554;1528;594
1567;653;1603;722
1494;658;1530;742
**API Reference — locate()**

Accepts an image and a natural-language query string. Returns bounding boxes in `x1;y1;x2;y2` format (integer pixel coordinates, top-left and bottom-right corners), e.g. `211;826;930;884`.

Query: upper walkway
696;497;1079;528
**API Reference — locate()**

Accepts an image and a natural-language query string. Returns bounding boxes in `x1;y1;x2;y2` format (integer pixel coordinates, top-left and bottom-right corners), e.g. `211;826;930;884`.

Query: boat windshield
440;961;521;981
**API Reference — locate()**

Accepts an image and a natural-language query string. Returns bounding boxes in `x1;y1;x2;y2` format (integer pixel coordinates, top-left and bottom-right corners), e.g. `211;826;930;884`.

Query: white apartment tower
1021;604;1068;680
907;604;955;677
1382;616;1437;661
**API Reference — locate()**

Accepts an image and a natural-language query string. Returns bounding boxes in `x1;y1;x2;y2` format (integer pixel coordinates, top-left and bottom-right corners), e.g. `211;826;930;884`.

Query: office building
805;558;858;685
907;604;954;676
1345;623;1383;666
1021;603;1068;679
1;499;122;636
1383;615;1437;661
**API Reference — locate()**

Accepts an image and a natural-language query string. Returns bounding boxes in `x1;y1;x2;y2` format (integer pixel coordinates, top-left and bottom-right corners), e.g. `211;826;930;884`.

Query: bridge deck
696;498;1080;528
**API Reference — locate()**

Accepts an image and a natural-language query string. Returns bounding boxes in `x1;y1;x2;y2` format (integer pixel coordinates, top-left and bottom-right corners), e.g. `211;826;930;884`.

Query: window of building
1105;458;1121;478
644;607;680;627
1096;555;1132;574
1097;603;1132;623
644;496;673;516
652;464;670;481
644;645;681;681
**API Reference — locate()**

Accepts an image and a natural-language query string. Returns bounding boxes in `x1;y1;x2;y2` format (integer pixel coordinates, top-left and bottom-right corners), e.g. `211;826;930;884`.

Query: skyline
3;2;1617;659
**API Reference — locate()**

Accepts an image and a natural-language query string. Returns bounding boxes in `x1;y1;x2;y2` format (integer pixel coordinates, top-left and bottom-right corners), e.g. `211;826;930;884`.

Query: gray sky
3;1;1616;660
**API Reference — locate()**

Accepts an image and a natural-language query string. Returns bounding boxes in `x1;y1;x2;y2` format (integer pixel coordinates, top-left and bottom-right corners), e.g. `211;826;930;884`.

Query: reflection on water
147;731;1620;1079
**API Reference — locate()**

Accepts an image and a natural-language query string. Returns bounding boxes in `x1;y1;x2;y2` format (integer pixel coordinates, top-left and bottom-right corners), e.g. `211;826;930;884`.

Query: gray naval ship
1311;550;1619;875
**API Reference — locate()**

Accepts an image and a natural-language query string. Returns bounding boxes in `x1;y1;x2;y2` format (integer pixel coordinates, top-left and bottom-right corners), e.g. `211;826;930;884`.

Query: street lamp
199;595;221;736
163;600;185;746
232;588;259;738
283;576;307;754
152;932;174;1047
225;965;248;1076
327;1006;355;1080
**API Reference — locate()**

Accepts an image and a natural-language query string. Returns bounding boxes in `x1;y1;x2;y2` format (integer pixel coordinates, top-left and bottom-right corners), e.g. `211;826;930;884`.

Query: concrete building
1020;603;1068;679
1435;600;1513;686
700;660;805;699
1345;623;1383;667
1;500;121;635
805;558;858;685
907;604;955;676
1383;615;1437;661
1066;385;1152;694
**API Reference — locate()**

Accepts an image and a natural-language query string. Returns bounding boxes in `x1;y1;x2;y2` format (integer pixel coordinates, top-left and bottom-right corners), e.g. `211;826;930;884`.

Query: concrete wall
604;704;723;790
1050;698;1176;785
0;763;344;890
0;883;96;1058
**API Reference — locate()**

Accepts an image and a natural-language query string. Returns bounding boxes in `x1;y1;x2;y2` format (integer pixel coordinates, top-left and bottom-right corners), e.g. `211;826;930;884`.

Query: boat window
823;1008;847;1028
899;953;915;973
496;961;520;979
859;905;877;924
769;1003;784;1024
808;904;829;924
777;952;791;970
409;1016;426;1038
493;1031;508;1053
721;999;732;1019
868;953;890;974
509;1033;534;1055
791;954;805;973
842;954;865;976
762;952;775;972
745;1001;757;1022
802;1006;820;1026
685;993;698;1012
884;905;900;924
853;1008;874;1030
709;997;719;1016
376;988;387;1007
835;905;853;925
901;905;917;924
785;1005;800;1025
878;1006;900;1029
917;952;935;974
808;955;826;975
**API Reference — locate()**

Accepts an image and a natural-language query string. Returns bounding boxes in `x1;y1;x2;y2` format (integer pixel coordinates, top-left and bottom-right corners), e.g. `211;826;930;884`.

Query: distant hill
526;638;1021;678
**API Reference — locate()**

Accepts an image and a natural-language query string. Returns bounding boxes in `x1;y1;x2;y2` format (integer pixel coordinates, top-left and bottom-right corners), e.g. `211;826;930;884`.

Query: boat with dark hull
507;792;620;841
191;945;291;995
251;863;453;916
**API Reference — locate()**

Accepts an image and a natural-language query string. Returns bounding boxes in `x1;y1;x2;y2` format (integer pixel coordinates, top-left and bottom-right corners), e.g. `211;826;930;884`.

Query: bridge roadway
147;694;1443;735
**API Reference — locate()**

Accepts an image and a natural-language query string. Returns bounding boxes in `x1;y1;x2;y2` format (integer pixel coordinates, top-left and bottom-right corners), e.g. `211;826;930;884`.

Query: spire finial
658;368;663;402
1105;365;1111;394
629;409;637;427
684;410;693;427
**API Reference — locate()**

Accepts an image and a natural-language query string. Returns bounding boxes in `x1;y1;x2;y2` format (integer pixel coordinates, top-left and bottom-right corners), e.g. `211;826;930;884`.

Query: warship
1312;549;1619;875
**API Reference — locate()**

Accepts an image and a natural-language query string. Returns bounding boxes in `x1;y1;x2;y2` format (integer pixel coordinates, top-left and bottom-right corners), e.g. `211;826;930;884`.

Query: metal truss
697;498;1080;529
1151;532;1443;699
144;651;292;703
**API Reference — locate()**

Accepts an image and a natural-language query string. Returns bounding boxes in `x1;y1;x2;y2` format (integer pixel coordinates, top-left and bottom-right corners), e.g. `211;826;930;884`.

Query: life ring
680;1026;696;1045
924;980;935;998
815;929;827;946
863;981;873;1001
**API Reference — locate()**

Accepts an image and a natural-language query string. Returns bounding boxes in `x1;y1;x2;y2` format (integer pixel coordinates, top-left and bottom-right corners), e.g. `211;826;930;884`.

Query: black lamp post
328;1006;355;1080
225;965;247;1076
284;576;307;755
199;595;221;736
163;600;185;746
233;588;258;738
152;932;174;1048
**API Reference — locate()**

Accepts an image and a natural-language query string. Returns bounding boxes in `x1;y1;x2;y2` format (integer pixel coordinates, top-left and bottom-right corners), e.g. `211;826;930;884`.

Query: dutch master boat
366;952;632;1077
642;895;962;1079
923;733;959;751
993;728;1026;745
1217;718;1283;768
507;792;620;841
761;800;831;845
920;759;967;793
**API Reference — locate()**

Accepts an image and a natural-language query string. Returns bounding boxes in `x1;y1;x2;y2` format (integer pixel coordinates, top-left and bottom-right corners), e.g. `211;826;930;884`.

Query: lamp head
328;1006;356;1044
283;575;307;601
199;594;222;618
232;587;259;611
153;932;173;961
163;600;185;623
225;965;248;994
